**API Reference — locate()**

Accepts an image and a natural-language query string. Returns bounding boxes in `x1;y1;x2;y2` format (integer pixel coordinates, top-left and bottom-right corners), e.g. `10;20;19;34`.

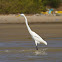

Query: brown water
0;24;62;62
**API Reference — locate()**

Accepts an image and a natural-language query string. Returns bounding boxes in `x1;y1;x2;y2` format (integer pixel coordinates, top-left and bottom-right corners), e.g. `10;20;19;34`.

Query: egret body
20;14;47;50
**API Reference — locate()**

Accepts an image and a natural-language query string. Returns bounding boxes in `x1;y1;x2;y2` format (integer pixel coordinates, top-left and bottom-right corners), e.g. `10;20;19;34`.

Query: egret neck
24;15;31;32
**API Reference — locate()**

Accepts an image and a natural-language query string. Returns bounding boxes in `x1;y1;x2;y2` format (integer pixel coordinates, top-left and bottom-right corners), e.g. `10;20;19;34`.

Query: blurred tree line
0;0;61;14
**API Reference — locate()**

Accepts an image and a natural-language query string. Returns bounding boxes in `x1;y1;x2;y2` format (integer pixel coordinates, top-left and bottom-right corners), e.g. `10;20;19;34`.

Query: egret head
20;14;25;17
16;13;25;17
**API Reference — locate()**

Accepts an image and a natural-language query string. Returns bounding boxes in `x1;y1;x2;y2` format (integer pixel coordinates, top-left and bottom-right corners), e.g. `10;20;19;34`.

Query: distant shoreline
0;14;62;24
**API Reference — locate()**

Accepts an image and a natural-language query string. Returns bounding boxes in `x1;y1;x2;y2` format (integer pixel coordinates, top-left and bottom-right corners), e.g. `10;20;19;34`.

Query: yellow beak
16;14;20;17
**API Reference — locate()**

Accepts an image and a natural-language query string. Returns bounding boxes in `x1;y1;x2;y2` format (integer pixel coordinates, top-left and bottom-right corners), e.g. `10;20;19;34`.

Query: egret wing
30;31;47;45
30;31;44;42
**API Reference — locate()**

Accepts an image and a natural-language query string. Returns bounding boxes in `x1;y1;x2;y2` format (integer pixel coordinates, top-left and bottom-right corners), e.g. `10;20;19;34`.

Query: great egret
19;14;47;50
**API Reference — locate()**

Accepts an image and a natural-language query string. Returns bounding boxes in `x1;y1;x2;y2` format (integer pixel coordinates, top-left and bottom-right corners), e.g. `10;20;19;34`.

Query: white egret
19;14;47;50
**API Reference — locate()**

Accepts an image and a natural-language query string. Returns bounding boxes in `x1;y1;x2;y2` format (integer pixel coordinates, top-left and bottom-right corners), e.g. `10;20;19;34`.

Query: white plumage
20;14;47;50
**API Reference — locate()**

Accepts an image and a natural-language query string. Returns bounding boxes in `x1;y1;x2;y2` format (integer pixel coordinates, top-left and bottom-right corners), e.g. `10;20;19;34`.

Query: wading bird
18;14;47;50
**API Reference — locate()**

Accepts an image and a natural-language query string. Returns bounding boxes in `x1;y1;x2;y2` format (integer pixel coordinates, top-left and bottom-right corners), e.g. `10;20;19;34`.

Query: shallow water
0;24;62;62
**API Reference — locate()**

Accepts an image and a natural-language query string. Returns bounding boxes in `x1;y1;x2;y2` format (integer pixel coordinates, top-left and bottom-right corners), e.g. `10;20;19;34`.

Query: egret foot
36;46;38;50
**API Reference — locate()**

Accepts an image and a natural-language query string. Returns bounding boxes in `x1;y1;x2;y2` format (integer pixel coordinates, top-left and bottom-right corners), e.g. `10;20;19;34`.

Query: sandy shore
0;14;62;23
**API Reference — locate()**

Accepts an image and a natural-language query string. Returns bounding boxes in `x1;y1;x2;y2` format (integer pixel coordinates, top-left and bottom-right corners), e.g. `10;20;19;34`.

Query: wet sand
0;23;62;41
0;14;62;23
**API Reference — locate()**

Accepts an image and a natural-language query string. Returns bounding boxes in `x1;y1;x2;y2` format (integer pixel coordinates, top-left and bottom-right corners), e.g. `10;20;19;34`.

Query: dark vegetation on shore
0;0;61;14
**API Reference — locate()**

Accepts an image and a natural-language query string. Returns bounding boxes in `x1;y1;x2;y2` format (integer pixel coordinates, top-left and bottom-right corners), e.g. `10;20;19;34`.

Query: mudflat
0;23;62;41
0;14;62;23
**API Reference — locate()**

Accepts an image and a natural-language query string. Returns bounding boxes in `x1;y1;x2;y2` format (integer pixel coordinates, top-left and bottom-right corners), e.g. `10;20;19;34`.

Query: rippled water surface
0;24;62;62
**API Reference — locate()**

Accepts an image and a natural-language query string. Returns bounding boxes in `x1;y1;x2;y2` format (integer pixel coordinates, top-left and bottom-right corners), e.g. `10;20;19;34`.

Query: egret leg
36;46;38;50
